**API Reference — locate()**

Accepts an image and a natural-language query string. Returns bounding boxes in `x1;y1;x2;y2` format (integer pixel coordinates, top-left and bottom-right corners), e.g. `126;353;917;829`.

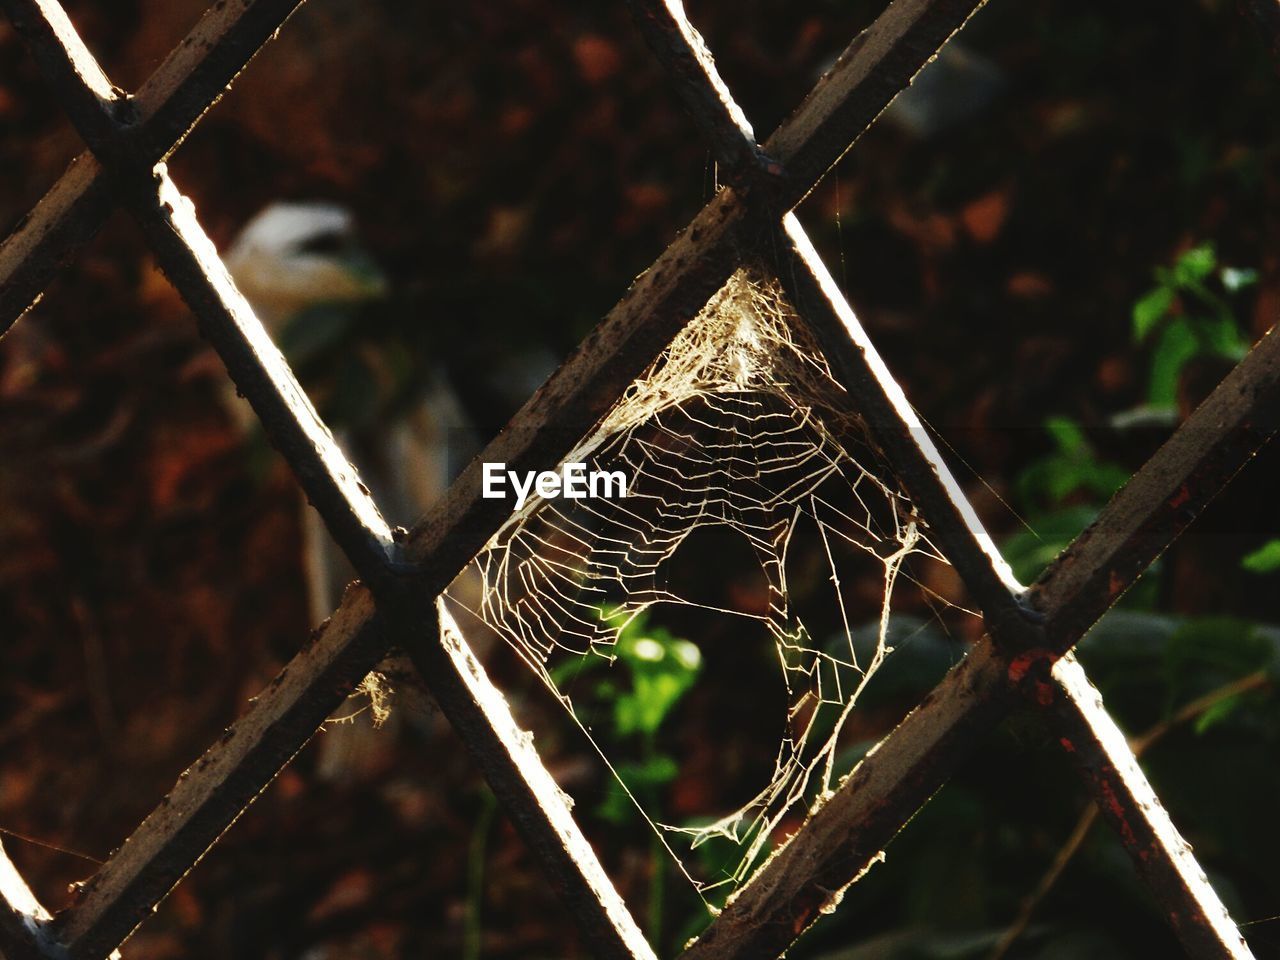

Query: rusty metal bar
2;4;657;957
407;602;657;960
679;641;1014;960
622;0;774;180
6;0;1265;956
627;0;1026;626
0;1;997;954
676;219;1271;960
1032;324;1280;654
1;0;394;578
142;168;399;578
772;214;1031;624
766;0;989;210
620;14;1267;948
1048;655;1253;959
0;0;306;328
59;597;391;959
0;839;59;960
0;155;112;333
140;168;398;576
125;1;308;164
0;0;119;143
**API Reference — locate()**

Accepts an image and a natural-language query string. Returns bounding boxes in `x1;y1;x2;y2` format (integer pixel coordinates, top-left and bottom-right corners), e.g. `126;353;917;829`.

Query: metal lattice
0;1;1276;958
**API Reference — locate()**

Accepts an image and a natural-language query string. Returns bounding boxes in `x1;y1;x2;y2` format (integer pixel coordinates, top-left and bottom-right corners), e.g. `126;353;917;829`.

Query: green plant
552;606;702;945
1242;540;1280;575
1003;416;1128;584
1131;243;1255;411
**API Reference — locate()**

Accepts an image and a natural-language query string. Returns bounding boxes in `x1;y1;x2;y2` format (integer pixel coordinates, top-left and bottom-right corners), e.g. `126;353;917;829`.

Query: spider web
443;267;946;899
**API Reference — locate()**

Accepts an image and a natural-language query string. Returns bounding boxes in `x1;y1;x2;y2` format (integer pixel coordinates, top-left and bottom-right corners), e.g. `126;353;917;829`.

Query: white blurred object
225;200;471;612
882;42;1006;140
225;201;474;779
224;202;388;328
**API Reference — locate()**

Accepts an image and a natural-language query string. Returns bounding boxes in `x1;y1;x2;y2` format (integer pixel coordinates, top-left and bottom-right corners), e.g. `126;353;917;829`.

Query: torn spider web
443;266;947;901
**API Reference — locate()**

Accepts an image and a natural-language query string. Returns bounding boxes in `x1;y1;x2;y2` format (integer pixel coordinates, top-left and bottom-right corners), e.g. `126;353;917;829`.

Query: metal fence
0;1;1276;958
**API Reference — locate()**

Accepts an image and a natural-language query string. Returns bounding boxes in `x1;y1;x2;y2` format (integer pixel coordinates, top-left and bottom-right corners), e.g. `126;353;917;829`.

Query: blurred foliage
550;607;703;826
1003;415;1127;585
1242;539;1280;575
1131;242;1256;411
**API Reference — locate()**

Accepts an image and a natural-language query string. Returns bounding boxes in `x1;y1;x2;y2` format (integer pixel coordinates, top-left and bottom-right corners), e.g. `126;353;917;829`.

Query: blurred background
2;0;1280;957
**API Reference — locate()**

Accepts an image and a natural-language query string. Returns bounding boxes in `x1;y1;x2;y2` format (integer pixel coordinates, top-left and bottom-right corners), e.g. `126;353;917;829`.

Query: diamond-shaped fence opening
1;1;1278;958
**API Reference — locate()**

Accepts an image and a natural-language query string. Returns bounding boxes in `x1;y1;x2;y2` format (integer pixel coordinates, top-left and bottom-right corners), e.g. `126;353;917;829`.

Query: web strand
444;268;947;901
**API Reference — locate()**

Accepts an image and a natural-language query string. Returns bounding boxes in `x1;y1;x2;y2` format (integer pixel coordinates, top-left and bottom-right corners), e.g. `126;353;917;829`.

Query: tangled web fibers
444;267;944;897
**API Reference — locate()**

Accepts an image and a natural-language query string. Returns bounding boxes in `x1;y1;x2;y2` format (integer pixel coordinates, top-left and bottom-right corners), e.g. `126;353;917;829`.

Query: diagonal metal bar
0;0;307;328
680;641;1012;960
1048;656;1253;958
627;0;1026;627
1033;327;1280;655
414;602;656;960
620;15;1262;953
61;597;392;959
772;218;1030;623
0;839;60;960
0;157;114;334
1;0;119;142
141;168;397;576
766;0;989;211
1;0;395;586
0;0;986;336
2;4;655;958
0;3;998;956
677;222;1274;960
622;0;775;180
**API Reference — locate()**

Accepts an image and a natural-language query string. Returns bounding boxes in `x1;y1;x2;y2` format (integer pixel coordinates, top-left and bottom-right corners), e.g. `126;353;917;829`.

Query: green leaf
596;607;702;737
1242;540;1280;574
1146;316;1199;407
1171;243;1217;286
1014;418;1126;510
1194;694;1244;735
1196;315;1249;362
615;666;698;736
1132;286;1173;341
1045;415;1088;453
